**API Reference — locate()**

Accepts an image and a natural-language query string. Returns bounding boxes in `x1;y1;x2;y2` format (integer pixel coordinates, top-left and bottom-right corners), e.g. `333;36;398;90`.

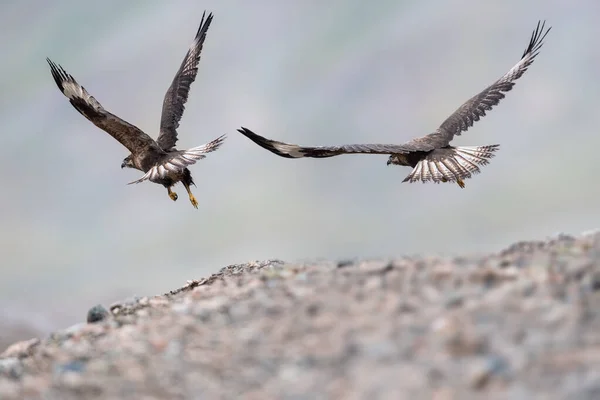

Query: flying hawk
47;11;224;208
238;21;550;188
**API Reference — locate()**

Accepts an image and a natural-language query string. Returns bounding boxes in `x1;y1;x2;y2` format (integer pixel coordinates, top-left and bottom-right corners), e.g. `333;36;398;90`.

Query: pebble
1;338;40;359
87;305;110;323
467;355;510;389
0;358;23;379
0;232;599;399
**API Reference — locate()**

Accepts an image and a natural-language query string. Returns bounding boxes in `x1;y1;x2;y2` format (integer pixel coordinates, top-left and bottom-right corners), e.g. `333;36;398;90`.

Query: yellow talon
183;183;198;209
189;194;198;209
168;188;178;201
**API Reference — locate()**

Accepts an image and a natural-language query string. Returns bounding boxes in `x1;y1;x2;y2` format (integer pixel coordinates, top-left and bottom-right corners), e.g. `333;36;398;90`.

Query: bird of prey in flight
238;21;550;188
47;11;224;208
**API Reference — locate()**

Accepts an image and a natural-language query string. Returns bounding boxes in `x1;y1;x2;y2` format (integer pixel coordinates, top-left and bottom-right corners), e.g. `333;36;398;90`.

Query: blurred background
1;0;598;348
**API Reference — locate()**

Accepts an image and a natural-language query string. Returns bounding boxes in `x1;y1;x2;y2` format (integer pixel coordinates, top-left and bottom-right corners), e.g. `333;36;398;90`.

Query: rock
86;305;110;323
0;232;599;399
0;358;23;379
1;338;40;359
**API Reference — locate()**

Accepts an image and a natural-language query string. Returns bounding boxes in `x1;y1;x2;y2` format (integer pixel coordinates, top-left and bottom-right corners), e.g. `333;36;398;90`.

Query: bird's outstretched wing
47;59;159;155
157;11;214;151
413;20;551;149
239;22;550;158
237;127;412;158
128;134;226;184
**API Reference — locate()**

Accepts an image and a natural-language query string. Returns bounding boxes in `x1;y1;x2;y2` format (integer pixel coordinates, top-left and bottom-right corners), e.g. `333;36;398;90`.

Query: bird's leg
167;187;178;201
183;182;198;209
456;178;465;189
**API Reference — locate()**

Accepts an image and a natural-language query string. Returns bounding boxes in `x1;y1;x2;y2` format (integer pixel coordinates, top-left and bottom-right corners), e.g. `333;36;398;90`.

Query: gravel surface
2;233;600;399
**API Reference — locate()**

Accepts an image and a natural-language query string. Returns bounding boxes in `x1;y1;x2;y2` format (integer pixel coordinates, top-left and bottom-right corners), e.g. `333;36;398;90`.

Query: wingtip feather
46;58;68;93
522;20;552;59
196;10;214;38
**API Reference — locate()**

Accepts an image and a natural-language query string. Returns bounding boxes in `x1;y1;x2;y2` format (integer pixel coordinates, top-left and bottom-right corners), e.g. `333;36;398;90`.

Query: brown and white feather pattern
236;21;550;188
127;134;226;184
46;58;160;155
237;127;411;158
157;11;214;151
432;21;551;145
403;145;499;184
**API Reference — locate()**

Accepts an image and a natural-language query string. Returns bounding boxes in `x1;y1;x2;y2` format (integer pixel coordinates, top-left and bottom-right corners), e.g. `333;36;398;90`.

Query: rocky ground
2;233;600;399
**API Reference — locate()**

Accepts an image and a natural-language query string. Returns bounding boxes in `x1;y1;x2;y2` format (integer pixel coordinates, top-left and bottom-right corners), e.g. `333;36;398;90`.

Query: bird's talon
169;191;178;201
189;194;198;209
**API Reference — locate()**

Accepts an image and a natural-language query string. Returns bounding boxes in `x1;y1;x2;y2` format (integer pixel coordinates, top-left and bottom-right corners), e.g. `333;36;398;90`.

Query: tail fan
402;145;499;185
128;135;226;185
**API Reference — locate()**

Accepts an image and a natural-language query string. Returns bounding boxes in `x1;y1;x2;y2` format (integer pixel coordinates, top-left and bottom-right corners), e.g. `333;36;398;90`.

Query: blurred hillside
2;233;600;399
1;0;599;340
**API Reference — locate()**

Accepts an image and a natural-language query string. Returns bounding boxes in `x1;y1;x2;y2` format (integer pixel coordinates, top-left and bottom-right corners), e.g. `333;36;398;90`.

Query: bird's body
238;21;550;188
386;145;501;188
47;11;224;208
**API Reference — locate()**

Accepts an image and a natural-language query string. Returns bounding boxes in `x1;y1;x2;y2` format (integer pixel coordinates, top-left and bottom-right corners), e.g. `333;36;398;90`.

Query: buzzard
47;11;225;208
238;21;550;188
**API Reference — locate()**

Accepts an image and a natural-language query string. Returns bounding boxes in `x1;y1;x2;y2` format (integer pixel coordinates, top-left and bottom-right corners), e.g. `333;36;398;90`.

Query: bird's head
387;154;405;166
121;155;134;169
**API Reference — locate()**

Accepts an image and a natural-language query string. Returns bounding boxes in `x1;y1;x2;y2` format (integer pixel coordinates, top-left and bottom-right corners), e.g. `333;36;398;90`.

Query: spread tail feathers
127;134;226;185
402;145;499;185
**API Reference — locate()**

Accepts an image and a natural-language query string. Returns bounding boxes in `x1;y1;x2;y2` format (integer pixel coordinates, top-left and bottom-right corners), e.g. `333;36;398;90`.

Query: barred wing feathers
47;58;160;155
429;20;551;147
237;127;412;158
157;11;214;151
127;134;226;184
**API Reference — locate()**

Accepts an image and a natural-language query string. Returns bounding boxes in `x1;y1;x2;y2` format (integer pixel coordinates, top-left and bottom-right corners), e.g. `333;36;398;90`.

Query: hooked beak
121;161;127;169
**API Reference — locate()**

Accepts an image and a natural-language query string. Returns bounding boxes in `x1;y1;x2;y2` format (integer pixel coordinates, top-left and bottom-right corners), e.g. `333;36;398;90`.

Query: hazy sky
1;0;599;336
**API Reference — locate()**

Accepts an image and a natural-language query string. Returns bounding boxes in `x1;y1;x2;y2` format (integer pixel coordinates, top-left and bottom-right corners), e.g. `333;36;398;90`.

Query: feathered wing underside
237;22;550;161
412;20;551;149
237;127;413;158
239;124;501;185
128;134;226;184
403;145;500;184
46;58;160;155
157;11;214;150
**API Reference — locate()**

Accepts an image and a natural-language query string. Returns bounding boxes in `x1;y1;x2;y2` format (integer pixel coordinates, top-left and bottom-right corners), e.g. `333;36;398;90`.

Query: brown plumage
238;21;551;188
47;11;225;208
